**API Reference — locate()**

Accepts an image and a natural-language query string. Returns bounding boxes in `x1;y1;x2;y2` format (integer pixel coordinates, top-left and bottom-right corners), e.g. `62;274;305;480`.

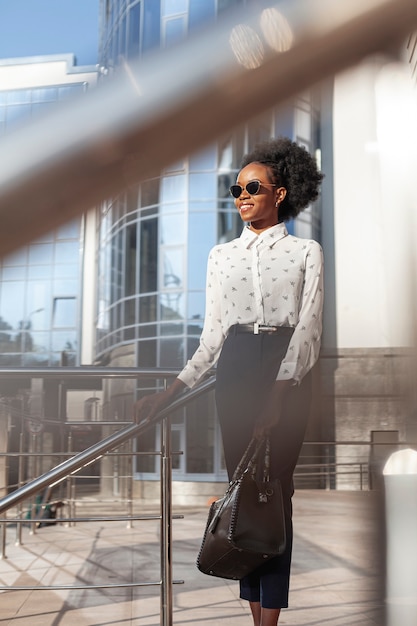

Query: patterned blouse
178;222;324;388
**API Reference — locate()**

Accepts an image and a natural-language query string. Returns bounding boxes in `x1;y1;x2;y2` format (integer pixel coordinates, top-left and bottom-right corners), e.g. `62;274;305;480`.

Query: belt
228;323;283;335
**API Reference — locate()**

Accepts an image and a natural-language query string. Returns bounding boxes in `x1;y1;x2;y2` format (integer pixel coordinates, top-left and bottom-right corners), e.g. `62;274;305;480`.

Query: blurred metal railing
0;0;417;257
0;367;215;626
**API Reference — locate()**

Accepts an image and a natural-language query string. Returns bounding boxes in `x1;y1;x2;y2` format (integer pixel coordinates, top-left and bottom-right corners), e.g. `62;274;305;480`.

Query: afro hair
240;137;323;222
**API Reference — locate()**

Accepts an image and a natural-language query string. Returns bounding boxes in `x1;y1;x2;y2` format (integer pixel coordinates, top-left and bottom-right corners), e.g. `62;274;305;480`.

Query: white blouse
178;222;324;388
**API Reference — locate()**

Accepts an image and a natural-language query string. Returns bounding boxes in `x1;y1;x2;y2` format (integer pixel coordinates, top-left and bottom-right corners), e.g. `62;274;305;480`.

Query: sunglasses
229;179;276;199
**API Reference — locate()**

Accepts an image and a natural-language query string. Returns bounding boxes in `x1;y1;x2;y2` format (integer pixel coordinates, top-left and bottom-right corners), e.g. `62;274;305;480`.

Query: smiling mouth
239;204;253;212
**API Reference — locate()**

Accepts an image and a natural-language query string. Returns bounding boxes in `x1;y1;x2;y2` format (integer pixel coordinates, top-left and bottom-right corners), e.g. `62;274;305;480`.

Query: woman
134;136;324;626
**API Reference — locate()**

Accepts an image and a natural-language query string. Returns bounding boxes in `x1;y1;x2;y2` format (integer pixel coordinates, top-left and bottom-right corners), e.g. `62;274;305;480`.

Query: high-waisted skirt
215;328;312;609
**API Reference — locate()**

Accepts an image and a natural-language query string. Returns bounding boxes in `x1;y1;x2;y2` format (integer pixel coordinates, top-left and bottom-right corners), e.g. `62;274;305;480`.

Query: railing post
160;413;173;626
1;515;6;559
15;431;24;546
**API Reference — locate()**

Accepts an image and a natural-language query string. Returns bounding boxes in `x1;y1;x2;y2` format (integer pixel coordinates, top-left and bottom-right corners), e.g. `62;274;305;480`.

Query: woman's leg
249;601;261;626
261;608;281;625
249;603;281;626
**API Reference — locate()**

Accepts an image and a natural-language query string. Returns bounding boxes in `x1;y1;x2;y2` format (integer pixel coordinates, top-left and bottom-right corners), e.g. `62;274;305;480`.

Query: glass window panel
163;0;187;17
138;339;157;367
138;323;157;338
56;219;80;239
248;111;273;148
160;292;184;320
124;298;136;326
161;247;184;290
143;0;161;52
53;263;79;279
139;219;158;293
7;89;31;104
295;106;312;141
160;214;185;245
55;241;80;263
188;212;216;289
2;266;26;280
189;0;215;28
135;424;157;472
160;321;184;335
161;174;186;203
218;172;234;199
139;295;157;323
29;331;50;353
189;173;216;201
189;145;216;170
186;396;215;473
3;248;27;266
28;265;51;280
53;279;78;296
51;330;77;352
127;2;141;58
125;223;137;296
140;178;159;208
0;282;25;329
29;243;54;265
31;87;58;102
187;291;205;321
53;298;77;328
159;337;184;367
165;17;185;46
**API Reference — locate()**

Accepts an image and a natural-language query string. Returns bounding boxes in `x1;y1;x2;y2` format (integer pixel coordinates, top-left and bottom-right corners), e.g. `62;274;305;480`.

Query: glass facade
0;67;95;366
98;0;322;480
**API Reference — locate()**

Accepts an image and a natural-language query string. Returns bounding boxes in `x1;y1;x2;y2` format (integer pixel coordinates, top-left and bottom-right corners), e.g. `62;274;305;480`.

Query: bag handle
231;436;270;483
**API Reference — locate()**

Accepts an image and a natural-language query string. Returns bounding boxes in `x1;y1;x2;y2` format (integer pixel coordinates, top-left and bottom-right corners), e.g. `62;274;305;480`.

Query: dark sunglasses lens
229;185;242;198
246;181;261;195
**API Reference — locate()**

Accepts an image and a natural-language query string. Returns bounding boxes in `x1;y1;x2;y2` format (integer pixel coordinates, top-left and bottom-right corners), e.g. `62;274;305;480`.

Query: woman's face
233;163;285;233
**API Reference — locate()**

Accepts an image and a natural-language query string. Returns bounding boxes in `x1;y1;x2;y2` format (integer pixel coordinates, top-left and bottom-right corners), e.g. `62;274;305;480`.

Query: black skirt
214;328;312;608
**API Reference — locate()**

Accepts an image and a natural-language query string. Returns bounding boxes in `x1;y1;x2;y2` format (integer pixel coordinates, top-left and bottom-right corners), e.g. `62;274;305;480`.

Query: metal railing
0;367;215;626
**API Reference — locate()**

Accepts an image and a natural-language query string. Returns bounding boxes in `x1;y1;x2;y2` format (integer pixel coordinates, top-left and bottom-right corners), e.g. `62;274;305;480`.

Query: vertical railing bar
1;515;6;559
15;431;24;546
160;381;173;626
127;438;133;529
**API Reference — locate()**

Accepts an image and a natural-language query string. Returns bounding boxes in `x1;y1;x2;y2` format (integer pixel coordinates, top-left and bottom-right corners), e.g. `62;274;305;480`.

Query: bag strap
231;436;269;483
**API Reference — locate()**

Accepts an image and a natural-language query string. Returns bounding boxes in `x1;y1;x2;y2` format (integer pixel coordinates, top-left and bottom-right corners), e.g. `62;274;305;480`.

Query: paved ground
0;490;385;625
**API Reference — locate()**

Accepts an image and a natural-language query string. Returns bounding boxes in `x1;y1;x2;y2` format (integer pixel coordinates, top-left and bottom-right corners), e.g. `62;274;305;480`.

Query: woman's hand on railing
133;378;187;426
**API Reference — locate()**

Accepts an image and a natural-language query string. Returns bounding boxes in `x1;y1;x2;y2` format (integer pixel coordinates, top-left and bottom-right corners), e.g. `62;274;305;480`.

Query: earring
275;201;280;208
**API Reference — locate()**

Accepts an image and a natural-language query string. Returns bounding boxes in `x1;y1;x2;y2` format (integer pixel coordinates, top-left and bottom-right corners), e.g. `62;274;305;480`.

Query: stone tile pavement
0;490;385;625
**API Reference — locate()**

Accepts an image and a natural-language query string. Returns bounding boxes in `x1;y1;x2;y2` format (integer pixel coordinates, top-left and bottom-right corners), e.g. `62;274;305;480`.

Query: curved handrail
0;375;215;515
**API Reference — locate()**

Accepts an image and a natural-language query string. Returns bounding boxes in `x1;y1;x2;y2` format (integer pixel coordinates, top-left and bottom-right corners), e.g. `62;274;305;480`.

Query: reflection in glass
29;243;54;265
160;293;184;320
160;214;185;245
55;241;80;263
188;212;216;289
51;330;77;352
161;175;186;204
53;297;77;328
159;337;184;367
189;173;217;201
189;145;216;170
161;248;183;291
187;291;205;321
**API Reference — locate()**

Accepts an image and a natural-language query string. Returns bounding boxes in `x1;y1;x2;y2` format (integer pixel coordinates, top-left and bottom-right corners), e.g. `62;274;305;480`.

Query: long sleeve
277;240;324;383
177;248;225;388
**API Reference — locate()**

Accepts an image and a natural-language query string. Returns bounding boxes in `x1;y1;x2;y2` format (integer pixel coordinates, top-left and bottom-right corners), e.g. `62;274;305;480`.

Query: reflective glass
187;291;205;321
163;0;187;17
161;247;184;290
29;331;50;353
0;282;25;329
53;263;79;279
139;295;157;323
31;87;58;103
51;330;77;352
2;266;26;280
161;174;186;203
186;398;215;473
189;0;215;28
160;321;184;335
140;177;159;208
6;105;31;126
55;241;80;263
188;212;216;289
158;337;184;368
52;298;77;328
165;17;185;47
160;214;185;245
127;2;140;58
189;173;217;201
7;89;31;104
28;265;51;280
143;0;161;52
29;243;54;265
160;292;184;319
53;279;78;296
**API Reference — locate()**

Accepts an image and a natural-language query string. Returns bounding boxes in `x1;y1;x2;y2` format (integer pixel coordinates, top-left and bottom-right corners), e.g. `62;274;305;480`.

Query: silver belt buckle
254;322;259;335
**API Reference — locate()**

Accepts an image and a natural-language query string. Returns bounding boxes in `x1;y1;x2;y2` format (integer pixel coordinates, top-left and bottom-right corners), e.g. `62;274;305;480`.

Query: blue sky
0;0;100;66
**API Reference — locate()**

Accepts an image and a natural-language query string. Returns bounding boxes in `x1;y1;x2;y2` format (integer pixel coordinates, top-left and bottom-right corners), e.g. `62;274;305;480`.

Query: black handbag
196;437;286;580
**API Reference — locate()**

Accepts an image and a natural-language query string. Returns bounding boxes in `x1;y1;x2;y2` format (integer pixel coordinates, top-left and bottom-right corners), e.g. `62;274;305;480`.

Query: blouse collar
240;222;288;249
